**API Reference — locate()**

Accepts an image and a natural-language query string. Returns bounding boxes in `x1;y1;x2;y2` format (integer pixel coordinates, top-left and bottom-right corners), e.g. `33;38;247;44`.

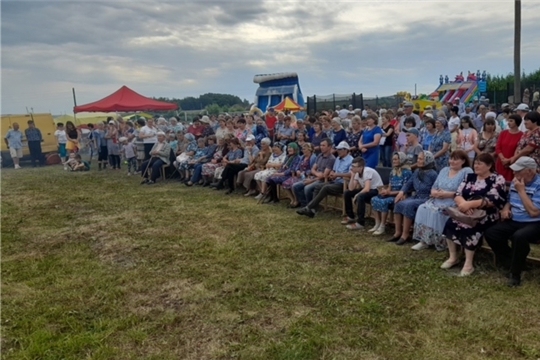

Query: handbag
444;206;486;227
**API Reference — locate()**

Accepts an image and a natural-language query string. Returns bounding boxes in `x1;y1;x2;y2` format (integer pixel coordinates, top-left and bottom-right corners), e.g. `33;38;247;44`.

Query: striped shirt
509;174;540;222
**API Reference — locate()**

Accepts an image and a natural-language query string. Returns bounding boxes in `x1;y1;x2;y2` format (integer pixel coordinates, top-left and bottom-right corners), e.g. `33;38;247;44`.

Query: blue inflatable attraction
253;72;305;118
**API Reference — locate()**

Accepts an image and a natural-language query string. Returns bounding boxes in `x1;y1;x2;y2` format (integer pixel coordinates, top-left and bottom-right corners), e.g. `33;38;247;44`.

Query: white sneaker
64;166;68;171
345;223;364;230
373;226;386;235
127;172;132;176
411;242;429;251
340;217;356;225
255;193;263;200
14;165;21;169
368;224;380;232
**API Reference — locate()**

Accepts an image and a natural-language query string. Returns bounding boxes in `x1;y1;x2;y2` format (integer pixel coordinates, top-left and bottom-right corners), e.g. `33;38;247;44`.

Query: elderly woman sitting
254;143;286;195
388;151;438;245
281;143;317;207
236;137;272;195
174;133;197;181
140;131;171;185
180;138;208;181
264;142;303;204
185;135;217;186
369;152;412;236
201;137;229;186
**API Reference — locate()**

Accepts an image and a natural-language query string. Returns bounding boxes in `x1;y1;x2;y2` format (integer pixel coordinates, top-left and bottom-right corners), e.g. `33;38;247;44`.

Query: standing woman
429;117;451;171
311;121;327;154
379;113;395;167
510;111;540;171
65;121;81;154
441;153;507;276
347;116;363;159
473;118;498;158
420;119;437;151
134;118;146;170
358;114;383;168
331;118;347;148
139;118;157;160
105;121;121;170
495;114;523;181
456;115;478;163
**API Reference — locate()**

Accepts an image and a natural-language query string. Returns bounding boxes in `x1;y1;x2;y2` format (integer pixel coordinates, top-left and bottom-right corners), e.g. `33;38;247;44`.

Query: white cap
485;111;497;119
516;103;530;111
245;134;255;142
510;156;537;171
335;141;350;150
118;137;127;142
501;103;510;108
423;113;434;119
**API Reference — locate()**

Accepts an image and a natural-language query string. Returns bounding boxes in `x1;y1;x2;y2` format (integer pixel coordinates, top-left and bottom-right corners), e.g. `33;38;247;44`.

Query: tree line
154;93;250;111
486;69;540;91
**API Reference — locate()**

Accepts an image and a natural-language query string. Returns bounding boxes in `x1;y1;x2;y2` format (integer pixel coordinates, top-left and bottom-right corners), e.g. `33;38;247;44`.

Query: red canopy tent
73;85;178;113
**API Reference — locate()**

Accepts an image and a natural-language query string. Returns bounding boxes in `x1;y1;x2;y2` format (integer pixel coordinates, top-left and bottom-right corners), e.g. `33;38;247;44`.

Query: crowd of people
5;99;540;287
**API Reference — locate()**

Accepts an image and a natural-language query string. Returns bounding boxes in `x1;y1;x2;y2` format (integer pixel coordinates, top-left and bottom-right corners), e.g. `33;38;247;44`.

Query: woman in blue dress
388;151;438;245
429;118;451;171
411;150;473;251
370;152;412;236
358;114;383;168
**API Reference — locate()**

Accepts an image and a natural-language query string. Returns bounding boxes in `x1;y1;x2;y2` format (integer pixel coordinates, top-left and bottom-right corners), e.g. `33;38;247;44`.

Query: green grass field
2;166;540;359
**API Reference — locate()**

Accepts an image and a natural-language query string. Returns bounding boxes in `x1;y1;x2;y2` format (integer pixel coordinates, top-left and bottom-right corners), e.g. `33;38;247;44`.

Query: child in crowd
54;122;67;164
72;154;90;171
119;136;137;175
62;153;78;170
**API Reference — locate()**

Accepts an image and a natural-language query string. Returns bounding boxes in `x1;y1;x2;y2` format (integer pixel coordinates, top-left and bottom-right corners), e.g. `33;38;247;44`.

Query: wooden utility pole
514;0;521;103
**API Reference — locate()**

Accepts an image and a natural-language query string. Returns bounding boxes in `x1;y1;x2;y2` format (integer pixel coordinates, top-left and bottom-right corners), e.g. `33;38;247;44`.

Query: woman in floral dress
282;143;317;207
346;116;363;159
370;152;412;236
473;118;498;158
441;153;507;276
411;150;473;251
201;137;229;185
264;143;301;204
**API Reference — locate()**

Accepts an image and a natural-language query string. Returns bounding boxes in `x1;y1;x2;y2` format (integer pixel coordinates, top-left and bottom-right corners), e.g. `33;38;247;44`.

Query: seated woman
185;135;217;186
441;153;507;276
210;137;243;185
201;136;229;186
370;152;412;236
264;142;302;204
254;143;286;195
139;132;171;185
281;143;317;207
179;138;207;181
388;151;438;245
174;133;197;181
236;137;272;195
411;150;473;251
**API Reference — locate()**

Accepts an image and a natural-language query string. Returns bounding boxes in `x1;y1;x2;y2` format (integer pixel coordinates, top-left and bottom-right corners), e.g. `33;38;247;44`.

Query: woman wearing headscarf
429;117;452;171
388;151;438;245
201;136;229;186
370;152;412;236
264;142;303;204
281;143;317;207
174;133;197;181
411;150;473;251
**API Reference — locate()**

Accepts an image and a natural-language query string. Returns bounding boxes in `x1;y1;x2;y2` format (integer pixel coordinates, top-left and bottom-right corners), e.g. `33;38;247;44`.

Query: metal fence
306;93;405;115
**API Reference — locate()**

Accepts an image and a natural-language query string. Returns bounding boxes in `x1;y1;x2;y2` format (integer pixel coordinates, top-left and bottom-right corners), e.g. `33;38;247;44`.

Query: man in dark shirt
25;120;44;167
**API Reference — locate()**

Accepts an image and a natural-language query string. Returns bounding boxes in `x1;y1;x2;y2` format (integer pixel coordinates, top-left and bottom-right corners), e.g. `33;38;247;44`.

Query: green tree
205;103;221;115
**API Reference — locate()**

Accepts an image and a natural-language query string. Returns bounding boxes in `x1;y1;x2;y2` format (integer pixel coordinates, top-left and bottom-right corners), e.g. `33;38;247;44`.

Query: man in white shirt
338;105;349;119
515;104;530;133
139;118;158;159
453;97;465;116
448;106;461;151
342;157;383;230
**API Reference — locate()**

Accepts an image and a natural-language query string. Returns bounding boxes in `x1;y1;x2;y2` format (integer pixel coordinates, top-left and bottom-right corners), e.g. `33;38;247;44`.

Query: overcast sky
2;0;539;115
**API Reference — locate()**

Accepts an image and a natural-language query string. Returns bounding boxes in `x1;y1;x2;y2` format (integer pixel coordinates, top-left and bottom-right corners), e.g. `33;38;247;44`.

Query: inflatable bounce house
413;70;488;111
253;72;305;118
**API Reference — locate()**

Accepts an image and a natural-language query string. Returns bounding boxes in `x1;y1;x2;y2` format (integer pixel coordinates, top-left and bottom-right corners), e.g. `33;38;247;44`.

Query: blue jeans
190;163;203;183
292;180;322;207
380;146;393;168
